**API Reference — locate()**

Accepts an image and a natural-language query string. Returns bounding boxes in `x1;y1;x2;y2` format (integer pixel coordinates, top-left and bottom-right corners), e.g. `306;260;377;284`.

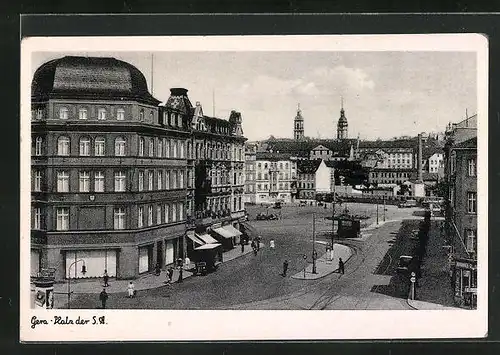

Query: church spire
337;96;348;140
294;103;304;140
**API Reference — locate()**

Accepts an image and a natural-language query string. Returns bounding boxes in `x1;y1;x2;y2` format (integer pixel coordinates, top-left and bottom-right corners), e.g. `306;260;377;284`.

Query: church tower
294;103;305;140
337;97;348;140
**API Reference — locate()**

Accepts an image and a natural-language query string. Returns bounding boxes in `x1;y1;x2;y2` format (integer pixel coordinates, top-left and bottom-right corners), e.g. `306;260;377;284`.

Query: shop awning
186;233;205;245
196;233;219;244
223;225;242;237
195;243;222;250
212;227;234;239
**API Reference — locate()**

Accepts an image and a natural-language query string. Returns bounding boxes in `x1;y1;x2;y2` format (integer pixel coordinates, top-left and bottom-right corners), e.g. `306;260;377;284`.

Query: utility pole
376;199;379;225
312;213;317;274
331;180;336;248
383;196;386;222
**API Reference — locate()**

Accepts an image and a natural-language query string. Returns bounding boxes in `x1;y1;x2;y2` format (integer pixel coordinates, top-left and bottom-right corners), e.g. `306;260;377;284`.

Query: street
67;202;424;310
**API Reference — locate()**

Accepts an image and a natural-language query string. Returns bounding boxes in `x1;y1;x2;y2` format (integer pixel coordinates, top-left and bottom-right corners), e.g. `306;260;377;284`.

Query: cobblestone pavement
59;203;440;310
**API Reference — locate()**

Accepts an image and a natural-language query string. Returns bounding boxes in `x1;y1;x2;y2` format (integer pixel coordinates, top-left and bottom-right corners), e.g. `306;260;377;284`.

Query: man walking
103;269;109;287
338;257;345;274
282;260;289;277
127;281;135;298
167;266;174;285
99;288;108;309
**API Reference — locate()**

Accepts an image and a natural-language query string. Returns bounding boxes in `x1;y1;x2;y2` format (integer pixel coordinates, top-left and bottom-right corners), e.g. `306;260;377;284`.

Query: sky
31;51;477;141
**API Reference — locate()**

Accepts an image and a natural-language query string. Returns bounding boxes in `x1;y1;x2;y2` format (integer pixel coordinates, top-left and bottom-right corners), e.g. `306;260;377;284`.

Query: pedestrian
338;257;345;274
282;260;289;277
103;269;109;287
241;240;245;253
167;266;174;284
178;266;183;283
257;236;261;251
155;263;161;276
99;288;108;309
127;281;135;298
270;239;275;249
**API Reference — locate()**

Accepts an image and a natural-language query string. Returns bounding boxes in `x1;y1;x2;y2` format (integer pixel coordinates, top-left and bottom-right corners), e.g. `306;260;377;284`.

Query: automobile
255;213;279;221
317;201;324;206
273;201;282;209
299;200;307;207
398;199;417;208
396;255;415;274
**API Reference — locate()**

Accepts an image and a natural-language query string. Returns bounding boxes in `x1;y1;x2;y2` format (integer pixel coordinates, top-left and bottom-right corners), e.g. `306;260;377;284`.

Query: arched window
139;109;144;121
94;137;105;156
79;137;91;156
139;137;145;156
35;137;43;156
57;136;70;156
115;137;126;156
157;139;163;158
149;138;154;157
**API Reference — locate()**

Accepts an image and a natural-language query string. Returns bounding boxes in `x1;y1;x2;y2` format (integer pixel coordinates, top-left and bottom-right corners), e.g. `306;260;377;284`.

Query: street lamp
312;213;317;274
67;259;86;309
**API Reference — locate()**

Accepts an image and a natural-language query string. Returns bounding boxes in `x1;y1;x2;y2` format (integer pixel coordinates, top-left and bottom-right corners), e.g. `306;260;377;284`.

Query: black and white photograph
20;34;488;341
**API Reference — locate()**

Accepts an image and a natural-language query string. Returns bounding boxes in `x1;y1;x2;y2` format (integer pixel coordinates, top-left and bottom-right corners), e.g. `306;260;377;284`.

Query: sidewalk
50;242;264;295
291;243;353;280
407;219;458;310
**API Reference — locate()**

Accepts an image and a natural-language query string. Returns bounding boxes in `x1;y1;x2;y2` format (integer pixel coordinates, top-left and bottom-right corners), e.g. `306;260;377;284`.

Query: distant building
315;160;336;194
368;168;416;186
296;159;322;200
254;152;297;204
244;142;258;203
337;98;348;140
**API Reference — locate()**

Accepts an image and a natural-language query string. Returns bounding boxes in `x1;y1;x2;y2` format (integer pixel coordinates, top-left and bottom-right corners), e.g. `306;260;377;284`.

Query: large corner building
30;56;246;281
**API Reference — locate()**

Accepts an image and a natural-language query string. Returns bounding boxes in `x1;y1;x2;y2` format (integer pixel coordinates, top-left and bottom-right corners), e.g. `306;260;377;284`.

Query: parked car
273;201;282;209
255;213;279;221
398;199;417;208
299;200;307;207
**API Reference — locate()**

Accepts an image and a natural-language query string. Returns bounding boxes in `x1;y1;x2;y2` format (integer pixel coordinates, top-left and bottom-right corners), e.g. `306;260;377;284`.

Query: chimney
417;133;423;182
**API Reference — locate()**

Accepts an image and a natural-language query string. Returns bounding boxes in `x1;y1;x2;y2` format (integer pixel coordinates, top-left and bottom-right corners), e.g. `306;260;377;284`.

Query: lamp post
376;199;379;225
383;196;386;222
331;181;336;248
312;213;317;274
67;259;86;309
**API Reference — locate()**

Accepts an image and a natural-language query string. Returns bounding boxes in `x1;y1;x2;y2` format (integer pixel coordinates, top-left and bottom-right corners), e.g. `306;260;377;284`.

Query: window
114;208;125;230
157;140;163;158
163;138;167;157
94;171;105;192
79;137;91;156
138;206;144;228
79;171;90;192
156;205;162;225
35;108;44;120
139;137;145;156
264;163;268;169
148;171;154;190
33;207;42;230
94;137;105;156
139;109;144;121
465;229;477;254
150;111;154;123
165;139;171;158
467;192;477;214
468;159;476;177
172;203;177;222
148;205;153;226
157;171;163;190
138;171;144;192
57;171;69;192
34;170;42;191
115;137;126;156
164;204;170;223
114;171;126;192
165;171;170;189
149;138;154;157
177;113;182;127
116;108;125;121
57;136;70;156
178;202;184;221
98;108;106;120
78;108;88;120
59;107;68;120
180;141;185;158
56;207;69;231
35;137;43;156
172;140;178;158
179;170;184;188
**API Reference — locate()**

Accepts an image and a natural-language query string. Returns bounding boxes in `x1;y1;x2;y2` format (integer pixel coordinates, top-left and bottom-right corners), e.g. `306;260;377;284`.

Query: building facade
244;142;257;203
444;114;478;308
368;168;416;185
31;57;247;281
254;152;297;204
31;56;188;280
296;159;321;200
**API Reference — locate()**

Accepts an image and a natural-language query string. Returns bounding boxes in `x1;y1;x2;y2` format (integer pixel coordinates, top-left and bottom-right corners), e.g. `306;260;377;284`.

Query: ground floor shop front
452;257;477;309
